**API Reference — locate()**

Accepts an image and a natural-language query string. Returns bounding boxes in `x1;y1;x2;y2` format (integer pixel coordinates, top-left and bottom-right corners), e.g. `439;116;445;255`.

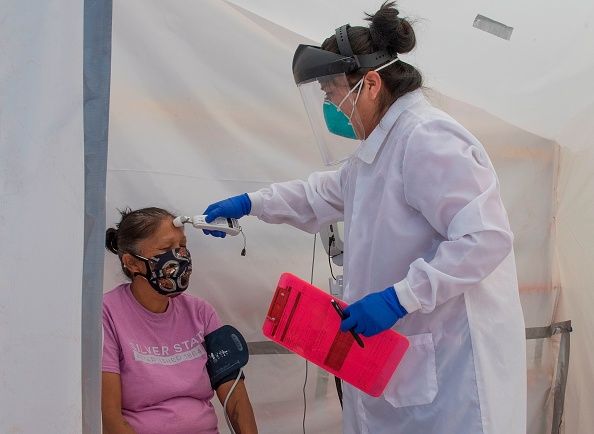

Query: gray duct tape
525;320;573;340
473;14;514;40
82;1;113;433
248;341;293;355
525;321;572;434
552;322;572;434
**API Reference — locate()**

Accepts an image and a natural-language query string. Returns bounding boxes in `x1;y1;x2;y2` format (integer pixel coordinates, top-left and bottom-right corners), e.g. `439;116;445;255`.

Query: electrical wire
302;359;309;434
302;233;317;434
310;234;317;284
240;229;247;256
223;368;244;434
328;246;337;280
327;232;344;408
327;233;342;281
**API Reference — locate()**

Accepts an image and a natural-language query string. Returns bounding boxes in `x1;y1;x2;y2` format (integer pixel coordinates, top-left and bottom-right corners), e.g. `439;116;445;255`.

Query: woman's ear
122;253;144;275
363;71;383;100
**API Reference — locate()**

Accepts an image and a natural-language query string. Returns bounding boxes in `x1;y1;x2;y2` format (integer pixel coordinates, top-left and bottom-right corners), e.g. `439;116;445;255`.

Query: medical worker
203;2;526;433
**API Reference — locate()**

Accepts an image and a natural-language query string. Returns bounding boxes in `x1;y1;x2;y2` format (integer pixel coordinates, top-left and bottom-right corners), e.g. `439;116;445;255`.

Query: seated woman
102;207;258;434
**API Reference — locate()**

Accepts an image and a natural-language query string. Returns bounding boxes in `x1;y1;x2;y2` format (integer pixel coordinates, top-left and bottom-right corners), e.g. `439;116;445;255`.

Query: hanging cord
240;228;247;256
302;359;309;434
328;234;337;281
335;376;343;408
223;368;244;434
302;233;317;434
310;233;316;285
327;234;344;407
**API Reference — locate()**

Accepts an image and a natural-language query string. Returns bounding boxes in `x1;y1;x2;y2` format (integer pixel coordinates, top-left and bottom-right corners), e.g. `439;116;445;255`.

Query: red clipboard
262;273;409;397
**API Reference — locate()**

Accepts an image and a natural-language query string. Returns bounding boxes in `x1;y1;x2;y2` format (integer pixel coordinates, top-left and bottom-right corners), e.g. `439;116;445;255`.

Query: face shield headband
292;24;398;85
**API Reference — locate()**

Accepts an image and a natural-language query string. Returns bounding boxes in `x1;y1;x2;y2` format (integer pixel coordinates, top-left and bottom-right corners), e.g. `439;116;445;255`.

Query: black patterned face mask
132;247;192;297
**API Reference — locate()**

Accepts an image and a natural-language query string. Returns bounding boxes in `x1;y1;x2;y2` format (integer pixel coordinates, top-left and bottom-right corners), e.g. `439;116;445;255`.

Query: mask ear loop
337;78;363;112
341;56;400;121
130;253;154;282
337;56;400;111
349;79;364;119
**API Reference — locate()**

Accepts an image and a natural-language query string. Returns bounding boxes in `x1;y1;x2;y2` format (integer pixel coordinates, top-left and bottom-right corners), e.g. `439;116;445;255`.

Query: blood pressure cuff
204;325;249;390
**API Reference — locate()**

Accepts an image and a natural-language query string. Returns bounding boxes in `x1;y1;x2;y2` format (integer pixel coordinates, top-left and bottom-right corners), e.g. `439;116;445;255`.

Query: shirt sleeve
203;301;223;336
102;305;122;374
396;118;514;314
247;165;347;234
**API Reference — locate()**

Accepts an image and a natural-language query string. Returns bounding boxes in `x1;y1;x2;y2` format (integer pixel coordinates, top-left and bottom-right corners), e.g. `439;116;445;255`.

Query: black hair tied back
105;228;119;254
365;1;416;55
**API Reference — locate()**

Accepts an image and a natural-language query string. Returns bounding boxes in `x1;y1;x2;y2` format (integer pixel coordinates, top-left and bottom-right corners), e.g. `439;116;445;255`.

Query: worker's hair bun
105;228;119;254
366;1;416;55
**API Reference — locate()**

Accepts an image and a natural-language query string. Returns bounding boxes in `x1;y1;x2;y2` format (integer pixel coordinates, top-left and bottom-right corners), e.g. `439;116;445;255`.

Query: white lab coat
248;89;527;434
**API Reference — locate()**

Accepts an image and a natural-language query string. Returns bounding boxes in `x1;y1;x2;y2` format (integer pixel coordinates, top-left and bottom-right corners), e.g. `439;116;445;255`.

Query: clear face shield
292;27;399;166
297;73;366;166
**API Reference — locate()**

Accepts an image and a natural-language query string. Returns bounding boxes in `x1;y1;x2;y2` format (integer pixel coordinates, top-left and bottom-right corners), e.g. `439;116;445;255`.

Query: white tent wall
105;1;343;432
1;0;586;433
104;1;589;433
0;1;84;433
556;107;594;434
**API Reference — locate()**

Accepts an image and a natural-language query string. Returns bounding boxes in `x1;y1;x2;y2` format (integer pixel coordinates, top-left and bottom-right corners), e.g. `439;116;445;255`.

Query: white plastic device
173;215;241;236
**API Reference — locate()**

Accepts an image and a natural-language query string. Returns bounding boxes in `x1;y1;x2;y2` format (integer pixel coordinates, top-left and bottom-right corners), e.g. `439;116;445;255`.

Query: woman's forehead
148;218;186;244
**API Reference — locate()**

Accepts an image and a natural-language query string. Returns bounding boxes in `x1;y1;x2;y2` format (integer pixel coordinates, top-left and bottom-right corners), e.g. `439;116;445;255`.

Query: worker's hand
340;286;407;337
202;193;251;238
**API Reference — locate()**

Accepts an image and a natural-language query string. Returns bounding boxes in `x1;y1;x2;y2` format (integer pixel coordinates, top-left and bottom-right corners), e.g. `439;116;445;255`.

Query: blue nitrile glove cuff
237;192;252;215
382;286;408;318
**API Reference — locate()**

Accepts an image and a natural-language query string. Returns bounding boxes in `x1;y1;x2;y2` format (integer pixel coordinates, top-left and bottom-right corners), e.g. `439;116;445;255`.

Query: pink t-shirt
102;283;222;434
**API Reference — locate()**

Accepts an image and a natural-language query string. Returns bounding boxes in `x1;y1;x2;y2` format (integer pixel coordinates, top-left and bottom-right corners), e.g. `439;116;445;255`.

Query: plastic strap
335;24;397;69
335;24;353;57
356;51;397;68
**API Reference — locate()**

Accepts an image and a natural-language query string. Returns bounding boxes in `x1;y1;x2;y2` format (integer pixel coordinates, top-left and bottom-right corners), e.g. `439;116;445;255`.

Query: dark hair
321;1;422;112
105;207;174;278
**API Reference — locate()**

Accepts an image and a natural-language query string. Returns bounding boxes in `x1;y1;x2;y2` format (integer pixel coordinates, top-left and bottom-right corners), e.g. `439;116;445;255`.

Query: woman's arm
102;372;137;434
216;378;258;434
397;119;513;314
248;167;347;234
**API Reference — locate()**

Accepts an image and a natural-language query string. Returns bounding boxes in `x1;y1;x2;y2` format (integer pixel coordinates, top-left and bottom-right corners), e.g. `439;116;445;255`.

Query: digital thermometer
173;215;241;236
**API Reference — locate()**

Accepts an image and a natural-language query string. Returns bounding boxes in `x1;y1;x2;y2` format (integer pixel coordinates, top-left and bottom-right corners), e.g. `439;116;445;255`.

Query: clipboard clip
266;286;292;336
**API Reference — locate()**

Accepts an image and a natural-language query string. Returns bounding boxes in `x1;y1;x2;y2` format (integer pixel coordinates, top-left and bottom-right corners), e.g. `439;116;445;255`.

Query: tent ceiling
227;0;594;143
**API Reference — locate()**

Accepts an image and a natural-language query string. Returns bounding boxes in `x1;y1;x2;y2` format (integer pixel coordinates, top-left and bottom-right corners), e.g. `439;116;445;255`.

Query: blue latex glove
202;193;251;238
340;286;407;337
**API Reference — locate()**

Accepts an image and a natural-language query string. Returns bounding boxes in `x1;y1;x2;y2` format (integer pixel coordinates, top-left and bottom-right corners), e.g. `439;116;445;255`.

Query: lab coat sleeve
397;119;513;314
247;167;346;234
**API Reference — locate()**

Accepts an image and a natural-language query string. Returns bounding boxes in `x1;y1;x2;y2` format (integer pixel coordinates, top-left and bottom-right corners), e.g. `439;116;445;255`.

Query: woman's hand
202;193;251;237
340;286;407;337
216;378;258;434
102;372;137;434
